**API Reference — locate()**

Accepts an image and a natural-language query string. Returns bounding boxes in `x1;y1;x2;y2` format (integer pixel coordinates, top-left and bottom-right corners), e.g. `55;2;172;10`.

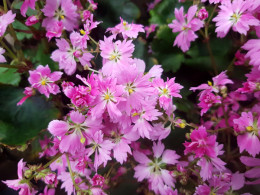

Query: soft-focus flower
17;87;35;106
168;5;204;52
0;47;6;63
133;141;179;195
197;8;208;20
144;24;157;38
0;11;16;37
213;0;259;38
21;0;37;17
107;17;144;39
25;15;39;26
28;65;62;98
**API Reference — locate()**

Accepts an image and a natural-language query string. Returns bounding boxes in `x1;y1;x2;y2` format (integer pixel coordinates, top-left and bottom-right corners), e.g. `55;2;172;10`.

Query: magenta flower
21;0;36;17
86;130;115;171
28;65;62;98
184;126;216;158
25;15;39;26
42;0;79;32
144;24;157;38
233;112;260;157
17;87;35;106
168;5;204;52
107;17;144;39
0;10;16;37
213;0;260;38
100;36;135;76
3;159;36;195
0;47;6;63
133;141;179;195
197;8;208;20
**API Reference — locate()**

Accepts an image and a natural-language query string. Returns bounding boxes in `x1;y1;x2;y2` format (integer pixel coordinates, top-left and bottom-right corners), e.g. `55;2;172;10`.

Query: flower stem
0;40;17;59
3;0;8;11
43;153;63;169
0;64;19;69
66;154;79;191
89;36;98;46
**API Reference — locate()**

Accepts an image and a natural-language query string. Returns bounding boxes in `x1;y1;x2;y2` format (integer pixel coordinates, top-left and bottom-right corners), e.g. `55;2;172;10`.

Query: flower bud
25;16;39;26
197;8;208;20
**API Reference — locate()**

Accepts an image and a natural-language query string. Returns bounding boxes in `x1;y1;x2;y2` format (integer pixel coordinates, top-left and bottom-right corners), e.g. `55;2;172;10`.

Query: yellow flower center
104;94;110;100
162;88;168;94
179;123;186;128
60;15;65;20
80;29;86;35
128;88;134;94
41;79;47;85
246;126;253;132
132;112;140;117
123;21;127;26
109;54;117;61
208;81;213;86
80;137;86;144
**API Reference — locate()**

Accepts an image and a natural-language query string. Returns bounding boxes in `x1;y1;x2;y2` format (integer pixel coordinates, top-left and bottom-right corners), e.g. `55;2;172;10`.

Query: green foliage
0;86;59;145
0;68;21;86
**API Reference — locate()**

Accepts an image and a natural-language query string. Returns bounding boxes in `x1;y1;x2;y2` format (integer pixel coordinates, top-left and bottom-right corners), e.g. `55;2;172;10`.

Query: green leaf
161;53;184;72
12;20;32;40
0;86;60;145
0;68;21;86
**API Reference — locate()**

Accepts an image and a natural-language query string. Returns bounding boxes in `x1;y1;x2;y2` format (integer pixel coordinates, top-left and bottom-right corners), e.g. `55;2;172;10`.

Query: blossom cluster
1;0;260;195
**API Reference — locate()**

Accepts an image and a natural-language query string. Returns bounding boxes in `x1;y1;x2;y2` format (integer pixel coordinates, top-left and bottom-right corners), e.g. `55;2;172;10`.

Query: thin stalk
89;36;98;46
3;0;8;11
0;40;16;59
0;64;19;69
43;153;63;169
66;154;79;191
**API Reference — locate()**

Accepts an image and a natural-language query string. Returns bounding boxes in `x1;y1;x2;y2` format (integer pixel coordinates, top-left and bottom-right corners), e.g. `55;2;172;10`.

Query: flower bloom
0;11;16;37
3;159;36;195
133;141;180;195
28;65;62;98
213;0;260;38
21;0;37;17
0;47;6;63
168;5;204;52
233;112;260;157
107;17;144;39
25;15;39;26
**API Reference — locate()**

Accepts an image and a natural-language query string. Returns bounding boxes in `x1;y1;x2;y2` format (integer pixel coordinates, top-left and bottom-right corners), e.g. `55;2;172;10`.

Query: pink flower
184;126;217;158
240;156;260;184
91;77;124;122
92;174;105;187
213;0;260;38
198;90;221;115
86;131;115;171
144;24;157;38
107;17;144;39
168;5;204;52
21;0;36;17
48;111;99;154
242;39;260;68
233;112;260;157
0;47;6;63
25;15;39;26
46;21;63;41
133;141;179;195
3;159;36;195
0;10;16;37
197;8;208;20
234;50;246;65
100;36;135;76
153;77;183;110
28;65;62;98
42;0;79;32
51;32;93;75
17;87;35;106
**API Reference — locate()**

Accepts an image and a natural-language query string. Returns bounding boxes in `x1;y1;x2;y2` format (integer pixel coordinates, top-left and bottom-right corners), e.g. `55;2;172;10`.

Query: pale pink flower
21;0;37;17
28;65;62;98
86;130;115;171
91;77;124;122
242;39;260;68
100;36;135;76
168;5;204;52
153;77;183;110
0;47;6;63
40;187;55;195
213;0;260;38
107;17;144;39
46;21;63;41
0;10;16;37
133;141;179;195
42;0;79;32
51;32;93;75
